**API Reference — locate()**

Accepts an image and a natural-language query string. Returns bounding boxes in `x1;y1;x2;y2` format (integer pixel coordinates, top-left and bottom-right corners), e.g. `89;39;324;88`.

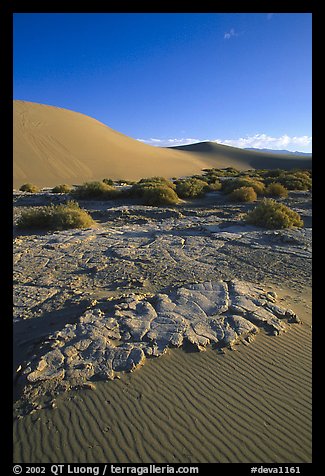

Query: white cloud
224;28;238;40
137;137;205;147
136;133;312;152
214;134;312;151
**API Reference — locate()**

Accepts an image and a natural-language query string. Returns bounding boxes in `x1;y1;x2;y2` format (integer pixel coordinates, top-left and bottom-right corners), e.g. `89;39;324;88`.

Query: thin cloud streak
136;134;312;152
137;137;206;147
215;133;312;151
224;28;238;40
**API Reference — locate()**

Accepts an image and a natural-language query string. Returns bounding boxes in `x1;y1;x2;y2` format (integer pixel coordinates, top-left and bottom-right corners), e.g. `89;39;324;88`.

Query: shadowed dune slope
171;141;312;170
14;101;311;188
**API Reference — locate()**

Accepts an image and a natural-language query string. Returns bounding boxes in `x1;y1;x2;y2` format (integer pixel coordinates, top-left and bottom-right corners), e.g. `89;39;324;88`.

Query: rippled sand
13;287;311;463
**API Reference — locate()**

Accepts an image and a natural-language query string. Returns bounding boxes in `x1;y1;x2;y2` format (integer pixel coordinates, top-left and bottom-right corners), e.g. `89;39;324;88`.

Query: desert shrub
229;186;257;202
130;177;176;199
129;182;153;197
51;184;73;193
202;167;239;179
223;167;240;176
19;183;40;193
260;169;285;179
189;174;210;183
72;181;120;200
141;185;180;206
208;180;222;191
115;179;135;185
222;177;265;196
239;169;262;178
262;170;312;190
102;178;114;186
198;172;222;186
291;169;312;178
276;173;312;191
264;182;288;198
17;201;96;230
202;171;223;182
246;199;303;229
138;176;176;190
175;178;209;198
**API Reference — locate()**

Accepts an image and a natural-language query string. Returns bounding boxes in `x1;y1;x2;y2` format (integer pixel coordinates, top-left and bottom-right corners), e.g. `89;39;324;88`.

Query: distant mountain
245;148;312;157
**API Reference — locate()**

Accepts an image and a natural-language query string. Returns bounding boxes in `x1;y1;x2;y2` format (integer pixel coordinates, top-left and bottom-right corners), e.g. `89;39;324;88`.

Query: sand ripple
13;299;311;463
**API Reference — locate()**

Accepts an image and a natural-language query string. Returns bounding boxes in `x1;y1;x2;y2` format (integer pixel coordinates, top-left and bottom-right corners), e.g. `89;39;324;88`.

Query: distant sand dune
171;141;312;170
13;101;312;188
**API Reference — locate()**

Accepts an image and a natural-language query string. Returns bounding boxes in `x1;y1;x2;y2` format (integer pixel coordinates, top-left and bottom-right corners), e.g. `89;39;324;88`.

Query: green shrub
246;199;303;229
229;186;257;202
202;171;223;182
115;179;135;185
19;183;40;193
260;169;285;179
138;176;176;190
277;174;311;190
222;177;265;196
175;178;209;198
202;167;239;179
188;174;210;183
72;181;120;200
208;180;222;191
291;169;311;179
102;178;114;186
51;184;73;193
130;177;176;199
265;182;288;198
141;185;180;206
238;169;261;178
263;170;312;190
17;201;96;230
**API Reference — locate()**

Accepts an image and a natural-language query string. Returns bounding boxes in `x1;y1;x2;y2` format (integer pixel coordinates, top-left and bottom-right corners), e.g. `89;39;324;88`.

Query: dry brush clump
175;178;209;198
140;185;181;206
262;170;312;191
222;177;265;196
102;178;114;186
129;177;180;205
229;186;257;202
202;167;240;179
276;172;311;191
72;181;120;200
19;183;40;193
137;176;176;189
17;201;96;230
246;199;303;229
264;182;289;198
51;184;73;193
207;180;222;191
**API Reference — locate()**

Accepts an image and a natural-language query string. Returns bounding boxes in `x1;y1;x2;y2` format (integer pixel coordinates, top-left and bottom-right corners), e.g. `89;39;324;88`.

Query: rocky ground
13;190;312;413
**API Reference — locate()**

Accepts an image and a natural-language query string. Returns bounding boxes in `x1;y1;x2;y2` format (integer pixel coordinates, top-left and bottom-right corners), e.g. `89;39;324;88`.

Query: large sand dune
13;100;311;188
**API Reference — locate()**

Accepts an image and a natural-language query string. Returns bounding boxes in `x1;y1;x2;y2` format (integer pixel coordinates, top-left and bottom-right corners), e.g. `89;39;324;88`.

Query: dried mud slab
19;279;300;402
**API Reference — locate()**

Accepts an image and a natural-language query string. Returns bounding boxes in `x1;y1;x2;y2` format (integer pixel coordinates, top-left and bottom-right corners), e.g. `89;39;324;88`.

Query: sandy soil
13;190;312;463
13;286;311;463
13;101;312;188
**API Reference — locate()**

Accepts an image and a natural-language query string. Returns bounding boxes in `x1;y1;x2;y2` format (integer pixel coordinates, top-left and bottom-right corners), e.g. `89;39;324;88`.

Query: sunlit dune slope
13;101;311;188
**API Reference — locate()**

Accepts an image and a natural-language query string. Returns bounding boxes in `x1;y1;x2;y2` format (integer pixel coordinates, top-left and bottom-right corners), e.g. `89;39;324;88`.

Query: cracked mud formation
13;191;312;409
22;279;300;392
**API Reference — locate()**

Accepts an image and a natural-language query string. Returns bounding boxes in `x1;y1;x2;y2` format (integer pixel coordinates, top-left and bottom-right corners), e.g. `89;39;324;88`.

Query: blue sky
13;13;312;152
